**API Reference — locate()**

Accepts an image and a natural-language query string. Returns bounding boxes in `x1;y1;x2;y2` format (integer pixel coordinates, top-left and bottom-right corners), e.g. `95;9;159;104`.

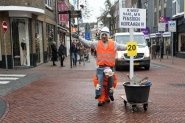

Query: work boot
95;95;100;99
109;96;114;101
98;102;105;106
105;99;110;103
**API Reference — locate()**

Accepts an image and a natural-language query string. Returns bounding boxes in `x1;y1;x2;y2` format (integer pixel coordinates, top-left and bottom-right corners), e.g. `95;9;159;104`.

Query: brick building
0;0;59;69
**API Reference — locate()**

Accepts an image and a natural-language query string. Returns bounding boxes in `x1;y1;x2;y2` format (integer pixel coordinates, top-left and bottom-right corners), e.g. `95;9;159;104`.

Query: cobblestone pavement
0;55;185;123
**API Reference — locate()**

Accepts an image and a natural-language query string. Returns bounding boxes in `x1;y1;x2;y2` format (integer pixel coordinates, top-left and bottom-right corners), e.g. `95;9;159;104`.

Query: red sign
58;1;69;26
2;21;8;33
159;16;165;23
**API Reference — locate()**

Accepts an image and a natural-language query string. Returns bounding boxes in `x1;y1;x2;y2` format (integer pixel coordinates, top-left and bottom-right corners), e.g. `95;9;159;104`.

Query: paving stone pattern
0;56;185;123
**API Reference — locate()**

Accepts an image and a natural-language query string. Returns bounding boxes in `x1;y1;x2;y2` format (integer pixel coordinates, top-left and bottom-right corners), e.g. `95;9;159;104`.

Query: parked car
113;32;150;70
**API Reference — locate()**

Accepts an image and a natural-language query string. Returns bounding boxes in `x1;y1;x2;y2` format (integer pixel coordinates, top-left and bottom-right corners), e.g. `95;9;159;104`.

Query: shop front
0;6;44;69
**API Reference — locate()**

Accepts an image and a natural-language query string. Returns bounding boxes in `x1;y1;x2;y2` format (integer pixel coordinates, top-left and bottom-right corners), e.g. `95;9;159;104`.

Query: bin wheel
124;100;127;107
132;105;137;112
143;104;148;111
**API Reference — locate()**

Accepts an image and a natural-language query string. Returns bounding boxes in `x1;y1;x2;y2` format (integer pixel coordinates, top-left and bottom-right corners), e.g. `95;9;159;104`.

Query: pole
109;18;111;36
3;33;8;69
129;28;134;82
160;32;162;62
171;2;174;64
69;11;72;68
77;0;80;34
171;32;174;64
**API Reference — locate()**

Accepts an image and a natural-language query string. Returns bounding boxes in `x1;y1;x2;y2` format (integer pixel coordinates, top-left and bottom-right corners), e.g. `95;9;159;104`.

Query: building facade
144;0;185;58
0;0;58;69
172;0;185;58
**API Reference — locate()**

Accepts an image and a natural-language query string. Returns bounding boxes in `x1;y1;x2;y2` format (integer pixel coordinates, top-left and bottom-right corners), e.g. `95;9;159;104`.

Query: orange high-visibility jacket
96;40;116;67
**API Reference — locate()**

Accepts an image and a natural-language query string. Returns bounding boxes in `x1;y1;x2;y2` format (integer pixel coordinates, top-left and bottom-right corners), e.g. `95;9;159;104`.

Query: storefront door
179;33;185;52
11;18;30;67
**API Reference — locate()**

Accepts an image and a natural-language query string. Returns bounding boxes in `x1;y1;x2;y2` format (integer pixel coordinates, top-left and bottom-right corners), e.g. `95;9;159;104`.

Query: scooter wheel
143;104;148;111
132;105;137;112
124;100;127;107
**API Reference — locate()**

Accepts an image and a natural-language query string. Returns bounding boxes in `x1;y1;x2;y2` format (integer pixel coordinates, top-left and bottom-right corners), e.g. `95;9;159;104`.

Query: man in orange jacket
72;27;126;106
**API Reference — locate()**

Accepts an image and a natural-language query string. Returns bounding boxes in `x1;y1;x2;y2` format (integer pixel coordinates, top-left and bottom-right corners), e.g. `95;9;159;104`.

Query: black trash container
123;81;151;103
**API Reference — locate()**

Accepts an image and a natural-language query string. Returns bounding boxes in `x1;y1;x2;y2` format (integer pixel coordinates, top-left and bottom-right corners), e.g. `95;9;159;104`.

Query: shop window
181;35;185;52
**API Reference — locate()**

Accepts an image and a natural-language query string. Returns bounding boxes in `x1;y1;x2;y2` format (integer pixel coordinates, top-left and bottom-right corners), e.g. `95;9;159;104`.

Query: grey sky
70;0;116;22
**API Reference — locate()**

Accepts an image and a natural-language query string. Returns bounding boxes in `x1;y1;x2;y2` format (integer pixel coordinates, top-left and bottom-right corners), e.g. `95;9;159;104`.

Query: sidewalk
151;55;185;71
39;54;97;71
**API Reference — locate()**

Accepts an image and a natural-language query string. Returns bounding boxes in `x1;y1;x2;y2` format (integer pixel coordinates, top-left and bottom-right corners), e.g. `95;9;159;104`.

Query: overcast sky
70;0;116;23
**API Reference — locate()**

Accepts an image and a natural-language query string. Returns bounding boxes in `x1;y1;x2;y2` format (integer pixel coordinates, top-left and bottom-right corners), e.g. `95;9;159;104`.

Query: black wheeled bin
123;81;152;111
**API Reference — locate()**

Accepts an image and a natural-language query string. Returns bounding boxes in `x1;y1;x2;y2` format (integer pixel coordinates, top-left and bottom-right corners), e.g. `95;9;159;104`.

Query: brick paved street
0;55;185;123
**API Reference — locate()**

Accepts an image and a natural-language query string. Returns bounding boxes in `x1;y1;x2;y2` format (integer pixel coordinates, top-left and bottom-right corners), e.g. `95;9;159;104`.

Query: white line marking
0;77;18;80
0;74;26;77
0;81;10;84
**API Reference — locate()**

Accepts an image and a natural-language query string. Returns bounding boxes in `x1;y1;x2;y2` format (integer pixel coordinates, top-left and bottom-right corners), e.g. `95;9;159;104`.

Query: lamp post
58;10;81;68
107;13;111;35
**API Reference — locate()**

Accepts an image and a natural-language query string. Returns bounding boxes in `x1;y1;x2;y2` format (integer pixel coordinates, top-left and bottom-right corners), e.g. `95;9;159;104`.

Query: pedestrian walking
72;26;126;106
160;40;164;59
78;43;85;65
151;43;157;59
156;42;160;58
71;40;78;66
51;41;58;66
58;41;67;67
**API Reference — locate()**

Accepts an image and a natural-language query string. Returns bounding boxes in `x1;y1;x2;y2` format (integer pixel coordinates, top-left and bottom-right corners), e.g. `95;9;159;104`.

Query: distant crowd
50;39;95;67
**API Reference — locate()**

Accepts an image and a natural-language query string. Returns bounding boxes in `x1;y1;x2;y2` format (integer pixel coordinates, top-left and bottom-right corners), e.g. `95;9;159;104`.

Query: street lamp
106;13;111;35
58;10;81;68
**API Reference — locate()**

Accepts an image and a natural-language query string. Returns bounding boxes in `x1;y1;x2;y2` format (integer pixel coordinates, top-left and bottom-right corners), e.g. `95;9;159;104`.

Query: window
176;0;180;13
180;35;185;52
173;0;184;15
45;0;54;9
154;12;157;26
179;0;184;13
116;35;147;45
159;10;161;19
158;0;161;5
172;2;176;16
154;0;157;7
164;7;166;17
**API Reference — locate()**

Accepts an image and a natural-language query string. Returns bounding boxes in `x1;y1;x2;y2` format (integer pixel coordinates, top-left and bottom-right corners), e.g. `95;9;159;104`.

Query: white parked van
113;32;150;70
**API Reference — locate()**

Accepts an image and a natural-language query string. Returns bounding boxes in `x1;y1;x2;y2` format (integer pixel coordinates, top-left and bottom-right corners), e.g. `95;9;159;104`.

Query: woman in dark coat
51;41;58;66
58;41;67;67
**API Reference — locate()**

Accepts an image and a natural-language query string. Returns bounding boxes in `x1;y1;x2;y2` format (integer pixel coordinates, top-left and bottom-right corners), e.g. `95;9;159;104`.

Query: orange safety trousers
93;73;118;102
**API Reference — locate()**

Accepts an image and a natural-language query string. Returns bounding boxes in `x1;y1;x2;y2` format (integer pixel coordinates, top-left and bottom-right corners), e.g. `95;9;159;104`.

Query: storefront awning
57;25;68;33
144;35;149;39
149;33;156;38
0;6;45;15
162;32;171;37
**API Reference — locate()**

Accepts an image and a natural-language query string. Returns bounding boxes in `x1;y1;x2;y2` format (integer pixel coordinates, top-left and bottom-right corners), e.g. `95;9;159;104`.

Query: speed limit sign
127;41;137;56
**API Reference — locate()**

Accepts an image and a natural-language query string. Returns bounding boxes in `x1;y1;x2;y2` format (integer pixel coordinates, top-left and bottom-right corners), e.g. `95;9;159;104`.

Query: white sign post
119;8;146;29
168;21;176;64
119;8;146;82
158;23;166;32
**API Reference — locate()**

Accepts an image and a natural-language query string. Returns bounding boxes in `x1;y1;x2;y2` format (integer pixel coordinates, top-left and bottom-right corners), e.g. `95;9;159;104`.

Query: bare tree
80;0;92;20
99;0;114;28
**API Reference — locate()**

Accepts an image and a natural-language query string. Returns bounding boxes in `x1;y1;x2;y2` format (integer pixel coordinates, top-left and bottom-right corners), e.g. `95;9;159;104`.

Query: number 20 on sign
127;41;137;56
